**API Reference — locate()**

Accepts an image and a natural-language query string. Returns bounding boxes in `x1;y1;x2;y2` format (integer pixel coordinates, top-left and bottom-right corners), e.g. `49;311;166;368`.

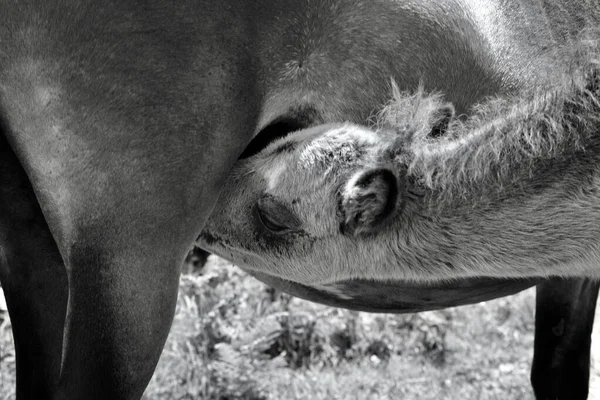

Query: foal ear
339;168;399;236
430;103;455;138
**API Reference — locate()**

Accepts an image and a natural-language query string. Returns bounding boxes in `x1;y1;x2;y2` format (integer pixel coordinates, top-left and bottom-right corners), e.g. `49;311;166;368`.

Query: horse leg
47;160;248;398
0;96;241;399
0;131;68;398
531;278;599;400
0;7;259;395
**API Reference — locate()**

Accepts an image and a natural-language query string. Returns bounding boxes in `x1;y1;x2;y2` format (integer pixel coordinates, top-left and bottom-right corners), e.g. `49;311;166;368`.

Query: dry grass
0;255;572;400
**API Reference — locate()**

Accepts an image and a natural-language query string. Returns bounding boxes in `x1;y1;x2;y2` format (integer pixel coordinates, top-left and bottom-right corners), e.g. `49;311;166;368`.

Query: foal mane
376;37;600;209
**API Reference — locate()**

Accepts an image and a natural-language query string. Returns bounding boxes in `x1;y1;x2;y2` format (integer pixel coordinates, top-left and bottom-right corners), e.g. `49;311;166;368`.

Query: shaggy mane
375;35;600;208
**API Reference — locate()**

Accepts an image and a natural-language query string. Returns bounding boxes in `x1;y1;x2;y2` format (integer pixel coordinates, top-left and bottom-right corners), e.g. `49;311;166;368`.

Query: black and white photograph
1;1;600;399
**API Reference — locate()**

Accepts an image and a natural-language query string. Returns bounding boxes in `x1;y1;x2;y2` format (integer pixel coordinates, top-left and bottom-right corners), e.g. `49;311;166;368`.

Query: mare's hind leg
0;132;68;398
531;278;599;400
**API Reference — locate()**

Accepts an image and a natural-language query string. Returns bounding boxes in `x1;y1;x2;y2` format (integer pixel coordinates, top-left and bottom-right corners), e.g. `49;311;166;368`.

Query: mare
0;0;598;399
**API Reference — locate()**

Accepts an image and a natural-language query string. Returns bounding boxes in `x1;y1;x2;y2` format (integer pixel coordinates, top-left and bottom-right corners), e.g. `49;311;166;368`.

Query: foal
200;65;600;285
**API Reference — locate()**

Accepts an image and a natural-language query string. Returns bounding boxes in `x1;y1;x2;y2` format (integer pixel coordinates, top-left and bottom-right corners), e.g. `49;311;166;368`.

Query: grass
0;255;561;399
148;256;537;399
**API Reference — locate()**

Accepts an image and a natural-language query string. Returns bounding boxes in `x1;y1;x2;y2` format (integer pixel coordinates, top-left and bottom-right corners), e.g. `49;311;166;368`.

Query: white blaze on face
298;125;379;170
341;125;380;143
264;159;288;191
297;127;347;169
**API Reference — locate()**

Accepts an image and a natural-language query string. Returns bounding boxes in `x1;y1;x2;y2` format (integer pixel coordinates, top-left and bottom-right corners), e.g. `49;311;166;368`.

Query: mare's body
0;0;598;398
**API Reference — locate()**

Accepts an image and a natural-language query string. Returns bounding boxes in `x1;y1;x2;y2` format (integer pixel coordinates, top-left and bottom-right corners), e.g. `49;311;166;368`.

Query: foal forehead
257;124;380;189
309;124;380;149
296;125;380;169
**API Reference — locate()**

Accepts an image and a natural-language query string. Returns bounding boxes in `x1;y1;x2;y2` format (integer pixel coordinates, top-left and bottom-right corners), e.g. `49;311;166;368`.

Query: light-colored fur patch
265;160;288;191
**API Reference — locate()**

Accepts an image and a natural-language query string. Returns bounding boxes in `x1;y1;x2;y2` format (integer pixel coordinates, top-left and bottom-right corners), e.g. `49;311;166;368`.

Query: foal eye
255;196;302;234
256;207;291;233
